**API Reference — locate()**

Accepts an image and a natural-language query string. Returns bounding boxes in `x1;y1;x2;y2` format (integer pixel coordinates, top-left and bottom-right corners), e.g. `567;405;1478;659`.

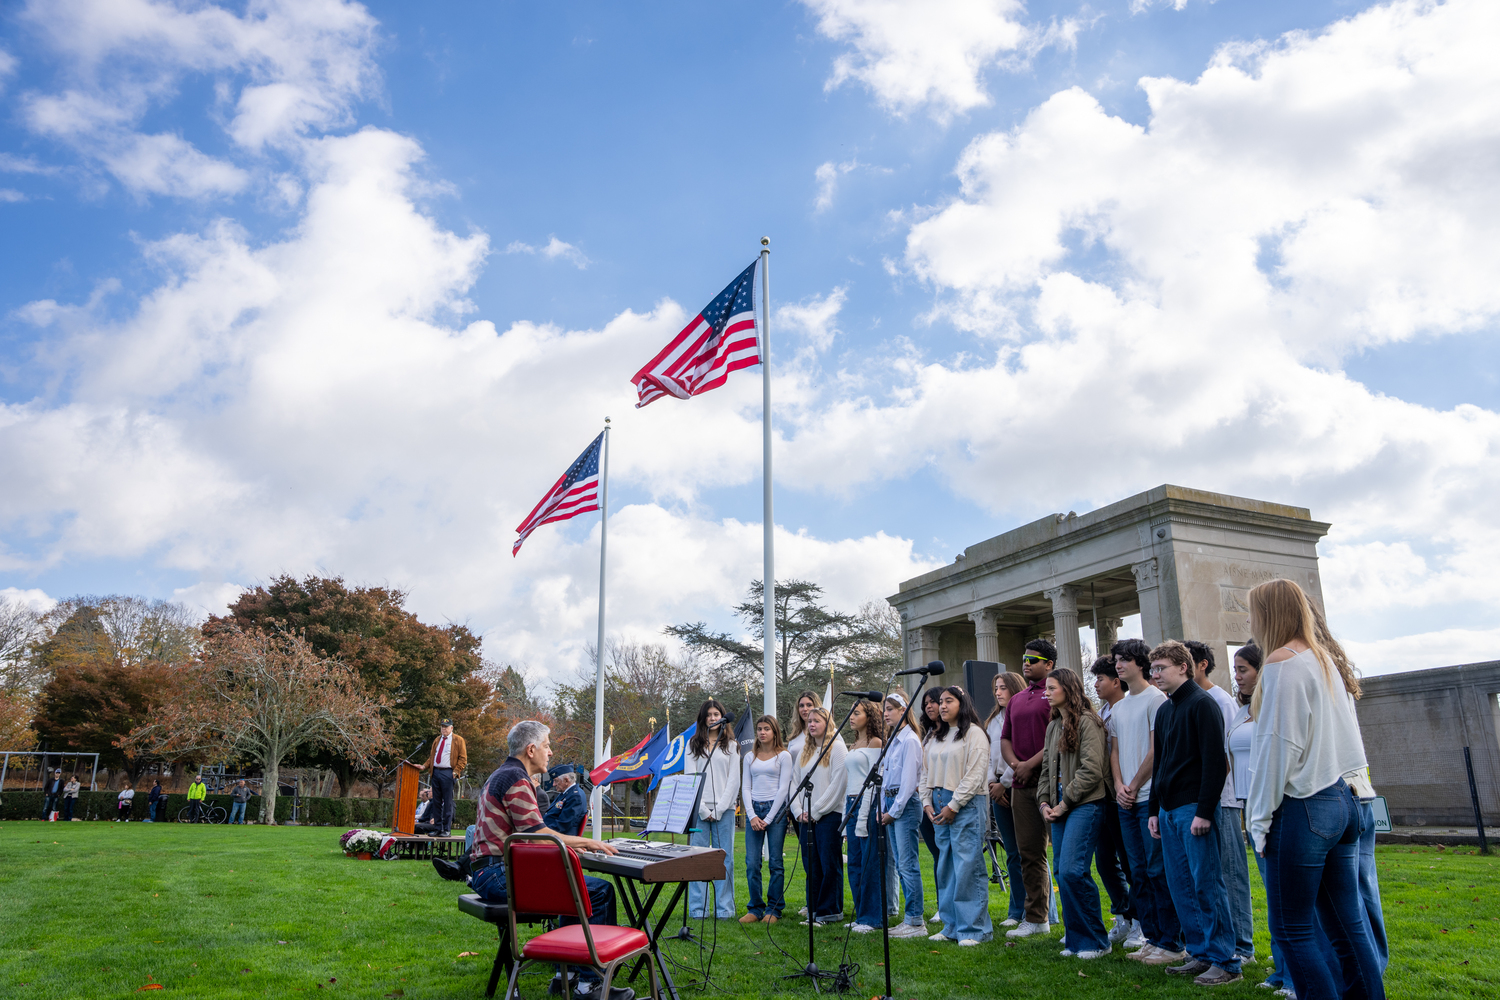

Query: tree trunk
261;758;278;825
333;759;354;798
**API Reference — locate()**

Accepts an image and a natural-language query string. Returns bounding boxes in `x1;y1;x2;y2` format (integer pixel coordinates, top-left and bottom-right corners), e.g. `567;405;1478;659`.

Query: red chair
500;832;659;1000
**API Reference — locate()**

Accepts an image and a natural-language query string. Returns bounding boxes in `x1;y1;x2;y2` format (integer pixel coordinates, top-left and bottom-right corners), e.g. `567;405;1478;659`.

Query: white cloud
0;189;25;203
777;288;847;353
801;0;1075;120
1131;0;1195;12
0;586;56;613
170;580;244;617
0;48;16;92
1343;627;1500;678
814;158;858;212
505;236;591;269
101;132;249;198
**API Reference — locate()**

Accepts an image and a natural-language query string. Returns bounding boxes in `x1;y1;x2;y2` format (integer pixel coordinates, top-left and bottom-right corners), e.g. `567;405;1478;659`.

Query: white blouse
741;749;793;821
684;737;741;822
844;745;882;837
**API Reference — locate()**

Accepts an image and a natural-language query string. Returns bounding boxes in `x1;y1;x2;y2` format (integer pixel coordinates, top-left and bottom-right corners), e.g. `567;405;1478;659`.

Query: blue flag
648;723;696;791
598;726;669;786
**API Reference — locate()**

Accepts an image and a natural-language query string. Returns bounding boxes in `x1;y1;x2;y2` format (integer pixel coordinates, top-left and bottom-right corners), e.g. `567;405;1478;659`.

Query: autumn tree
122;629;390;823
207;576;489;794
550;641;709;766
33;654;179;781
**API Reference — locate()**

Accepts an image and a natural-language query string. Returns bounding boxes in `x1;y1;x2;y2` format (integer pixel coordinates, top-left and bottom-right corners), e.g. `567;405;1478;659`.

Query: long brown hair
1248;579;1350;717
799;707;838;768
848;698;883;746
688;698;732;758
1310;603;1362;700
753;714;786;755
787;689;822;740
985;671;1025;726
1046;668;1103;753
884;694;917;738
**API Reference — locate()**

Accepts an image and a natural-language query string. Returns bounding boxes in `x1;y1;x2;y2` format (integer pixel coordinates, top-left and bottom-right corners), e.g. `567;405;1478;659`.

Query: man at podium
420;718;467;837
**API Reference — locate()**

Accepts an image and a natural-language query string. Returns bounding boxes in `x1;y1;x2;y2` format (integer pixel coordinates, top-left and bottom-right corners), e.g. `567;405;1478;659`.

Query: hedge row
0;790;476;827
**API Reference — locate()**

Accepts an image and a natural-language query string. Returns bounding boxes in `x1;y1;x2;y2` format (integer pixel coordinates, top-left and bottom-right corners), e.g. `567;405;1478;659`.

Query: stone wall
1356;661;1500;826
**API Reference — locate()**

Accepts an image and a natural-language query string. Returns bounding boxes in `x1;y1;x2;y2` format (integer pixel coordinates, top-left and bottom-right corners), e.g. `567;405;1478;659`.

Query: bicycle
178;804;228;824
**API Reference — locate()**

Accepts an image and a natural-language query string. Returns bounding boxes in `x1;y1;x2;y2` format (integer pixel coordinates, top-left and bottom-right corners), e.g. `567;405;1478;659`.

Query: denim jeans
1159;804;1239;972
471;861;616;984
688;812;737;918
883;794;925;925
1218;805;1254;958
931;788;993;942
990;798;1026;921
845;795;884;927
63;797;76;821
1118;801;1181;950
141;800;153;823
1052;801;1109;953
1254;849;1290;988
803;812;844;921
229;801;247;824
1266;781;1385;999
744;800;787;917
1095;797;1134;920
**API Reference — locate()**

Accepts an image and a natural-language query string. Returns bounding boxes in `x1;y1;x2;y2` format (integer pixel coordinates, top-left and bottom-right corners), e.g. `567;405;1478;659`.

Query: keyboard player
469;720;635;1000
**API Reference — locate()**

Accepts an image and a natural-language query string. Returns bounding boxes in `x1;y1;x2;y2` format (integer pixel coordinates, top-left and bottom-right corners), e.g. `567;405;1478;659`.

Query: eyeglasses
1022;654;1049;665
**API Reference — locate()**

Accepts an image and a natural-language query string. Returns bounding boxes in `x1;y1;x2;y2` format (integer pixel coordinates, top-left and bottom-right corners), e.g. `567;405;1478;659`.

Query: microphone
895;660;946;677
839;690;886;701
411;740;427;754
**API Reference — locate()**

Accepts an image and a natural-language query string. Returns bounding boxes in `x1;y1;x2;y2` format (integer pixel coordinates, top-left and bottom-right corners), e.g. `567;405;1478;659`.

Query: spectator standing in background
117;781;135;821
228;779;253;824
543;771;588;837
63;774;81;821
43;769;63;819
146;779;164;823
1147;640;1240;986
187;774;207;822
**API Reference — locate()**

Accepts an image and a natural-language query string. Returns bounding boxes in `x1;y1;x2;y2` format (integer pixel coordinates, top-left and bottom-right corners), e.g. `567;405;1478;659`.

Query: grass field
1;821;1497;998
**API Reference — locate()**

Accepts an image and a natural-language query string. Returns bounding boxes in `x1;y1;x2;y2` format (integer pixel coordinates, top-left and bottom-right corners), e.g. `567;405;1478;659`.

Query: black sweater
1148;681;1227;821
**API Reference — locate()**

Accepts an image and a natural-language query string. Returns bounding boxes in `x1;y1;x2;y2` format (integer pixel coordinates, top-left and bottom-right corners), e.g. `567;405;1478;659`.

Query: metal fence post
1463;746;1490;855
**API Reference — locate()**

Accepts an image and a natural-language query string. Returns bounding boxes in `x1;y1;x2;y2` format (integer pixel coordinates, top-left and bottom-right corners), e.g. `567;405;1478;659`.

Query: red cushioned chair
500;832;659;1000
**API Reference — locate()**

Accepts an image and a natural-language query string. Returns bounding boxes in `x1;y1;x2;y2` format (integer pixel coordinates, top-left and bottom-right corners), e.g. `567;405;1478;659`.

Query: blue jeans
471;860;616;984
1095;797;1134;920
1052;801;1108;953
990;799;1026;921
1218;805;1254;958
845;795;884;927
229;801;247;824
1266;781;1385;999
141;800;153;823
1119;801;1181;950
744;800;787;917
883;794;925;925
1254;849;1290;988
803;812;844;921
931;788;992;942
688;812;737;918
1159;804;1239;972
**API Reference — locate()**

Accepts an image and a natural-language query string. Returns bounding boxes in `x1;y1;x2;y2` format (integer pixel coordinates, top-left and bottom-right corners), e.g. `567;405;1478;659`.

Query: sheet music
644;772;704;835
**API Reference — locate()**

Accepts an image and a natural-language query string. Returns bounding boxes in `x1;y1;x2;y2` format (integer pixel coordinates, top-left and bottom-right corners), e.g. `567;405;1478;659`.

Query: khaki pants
1010;784;1051;925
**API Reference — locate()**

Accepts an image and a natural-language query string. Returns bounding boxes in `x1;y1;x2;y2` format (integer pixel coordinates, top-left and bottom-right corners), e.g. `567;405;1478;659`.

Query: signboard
1371;796;1392;833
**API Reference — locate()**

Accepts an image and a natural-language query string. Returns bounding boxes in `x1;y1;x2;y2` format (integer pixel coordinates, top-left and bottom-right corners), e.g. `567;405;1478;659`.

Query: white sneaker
929;932;955;942
1059;948;1075;957
957;939;981;947
1108;916;1130;944
1076;949;1110;960
849;923;875;934
1123;922;1147;950
928;913;943;924
999;918;1020;928
1004;921;1050;939
889;922;927;939
1128;944;1158;962
798;906;808;916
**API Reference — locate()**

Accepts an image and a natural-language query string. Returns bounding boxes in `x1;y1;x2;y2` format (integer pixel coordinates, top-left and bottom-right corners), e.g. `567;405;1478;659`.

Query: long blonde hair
1248;578;1354;717
884;694;917;738
787;689;822;741
799;707;837;768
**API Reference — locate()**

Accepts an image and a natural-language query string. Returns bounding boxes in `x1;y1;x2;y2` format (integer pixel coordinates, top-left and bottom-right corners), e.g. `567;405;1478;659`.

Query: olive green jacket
1037;714;1109;815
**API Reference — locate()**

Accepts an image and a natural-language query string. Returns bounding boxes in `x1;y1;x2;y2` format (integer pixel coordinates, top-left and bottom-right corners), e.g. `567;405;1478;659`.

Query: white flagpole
759;238;776;720
591;417;611;840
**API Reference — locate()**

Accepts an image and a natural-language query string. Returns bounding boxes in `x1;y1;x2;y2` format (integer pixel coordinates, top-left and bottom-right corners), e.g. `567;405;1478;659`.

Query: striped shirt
473;757;546;859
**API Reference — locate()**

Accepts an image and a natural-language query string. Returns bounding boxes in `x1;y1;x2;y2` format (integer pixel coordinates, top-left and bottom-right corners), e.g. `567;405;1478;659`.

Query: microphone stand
861;668;940;1000
780;698;864;993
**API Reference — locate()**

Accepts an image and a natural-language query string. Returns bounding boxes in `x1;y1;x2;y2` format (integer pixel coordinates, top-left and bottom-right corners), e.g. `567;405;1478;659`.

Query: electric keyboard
577;839;726;883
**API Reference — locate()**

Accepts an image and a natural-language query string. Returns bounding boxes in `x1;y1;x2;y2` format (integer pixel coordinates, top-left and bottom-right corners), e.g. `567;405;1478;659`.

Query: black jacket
1148;681;1228;822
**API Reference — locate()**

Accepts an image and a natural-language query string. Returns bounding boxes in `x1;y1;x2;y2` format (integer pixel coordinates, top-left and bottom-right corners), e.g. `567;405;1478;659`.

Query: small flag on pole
513;432;604;556
632;261;760;407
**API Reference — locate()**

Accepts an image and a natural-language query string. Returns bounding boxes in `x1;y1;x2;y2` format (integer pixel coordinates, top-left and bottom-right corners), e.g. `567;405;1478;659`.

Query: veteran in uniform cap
419;718;467;837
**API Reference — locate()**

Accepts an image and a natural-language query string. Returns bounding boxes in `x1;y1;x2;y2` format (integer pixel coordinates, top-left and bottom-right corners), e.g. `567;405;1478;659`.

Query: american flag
512;431;604;556
632;260;761;407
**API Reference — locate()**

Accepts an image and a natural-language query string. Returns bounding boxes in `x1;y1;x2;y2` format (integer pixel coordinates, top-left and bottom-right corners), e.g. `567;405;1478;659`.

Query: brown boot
739;913;761;924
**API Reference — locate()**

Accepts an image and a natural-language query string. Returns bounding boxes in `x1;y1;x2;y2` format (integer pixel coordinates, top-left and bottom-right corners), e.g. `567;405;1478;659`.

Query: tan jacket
423;733;467;778
1037;713;1108;815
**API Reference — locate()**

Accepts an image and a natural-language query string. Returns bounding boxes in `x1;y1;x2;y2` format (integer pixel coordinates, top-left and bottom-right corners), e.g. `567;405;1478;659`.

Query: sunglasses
1022;654;1050;665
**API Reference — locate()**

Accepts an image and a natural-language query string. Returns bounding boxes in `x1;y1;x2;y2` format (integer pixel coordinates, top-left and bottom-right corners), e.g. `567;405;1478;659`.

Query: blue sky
2;0;1497;681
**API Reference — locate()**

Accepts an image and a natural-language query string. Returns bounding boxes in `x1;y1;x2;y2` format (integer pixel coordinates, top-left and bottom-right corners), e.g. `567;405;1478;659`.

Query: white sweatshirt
919;724;990;812
741;749;793;821
1247;649;1368;853
791;735;848;822
685;738;741;822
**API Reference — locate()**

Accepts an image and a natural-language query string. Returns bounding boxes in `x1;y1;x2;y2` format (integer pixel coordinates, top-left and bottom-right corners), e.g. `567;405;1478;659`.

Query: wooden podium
393;761;420;835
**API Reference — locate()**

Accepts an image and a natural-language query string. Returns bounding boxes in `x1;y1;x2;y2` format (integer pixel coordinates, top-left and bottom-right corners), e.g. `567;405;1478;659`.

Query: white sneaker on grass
1108;916;1130;944
849;923;875;934
929;932;955;942
1123;922;1147;950
1127;944;1158;962
958;939;981;947
1004;921;1050;939
999;918;1020;928
1076;949;1110;960
889;923;927;939
1059;948;1075;957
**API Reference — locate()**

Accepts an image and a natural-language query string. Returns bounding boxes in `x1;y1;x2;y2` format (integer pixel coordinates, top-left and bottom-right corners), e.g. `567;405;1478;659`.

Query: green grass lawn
1;821;1496;998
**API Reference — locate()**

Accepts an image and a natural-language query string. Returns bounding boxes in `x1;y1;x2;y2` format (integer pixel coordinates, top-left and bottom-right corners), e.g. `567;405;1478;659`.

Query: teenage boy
1186;639;1255;966
1109;638;1183;965
1088;656;1136;947
1147;641;1240;987
1000;638;1058;938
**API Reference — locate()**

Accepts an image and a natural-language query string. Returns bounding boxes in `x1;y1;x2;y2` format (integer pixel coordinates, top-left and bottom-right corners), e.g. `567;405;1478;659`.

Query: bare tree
121;629;390;823
0;595;48;699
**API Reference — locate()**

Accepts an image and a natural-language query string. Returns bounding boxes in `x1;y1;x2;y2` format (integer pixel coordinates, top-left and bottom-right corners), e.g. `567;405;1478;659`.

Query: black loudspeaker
964;660;1004;721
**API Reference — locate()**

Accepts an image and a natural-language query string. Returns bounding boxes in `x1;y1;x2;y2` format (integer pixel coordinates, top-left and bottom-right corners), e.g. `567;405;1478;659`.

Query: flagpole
591;417;611;840
759;237;776;720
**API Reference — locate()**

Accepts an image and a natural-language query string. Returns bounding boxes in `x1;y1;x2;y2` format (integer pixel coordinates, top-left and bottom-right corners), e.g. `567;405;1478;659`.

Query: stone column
968;609;1000;662
905;623;941;699
1093;617;1123;659
1132;558;1163;647
1045;585;1082;673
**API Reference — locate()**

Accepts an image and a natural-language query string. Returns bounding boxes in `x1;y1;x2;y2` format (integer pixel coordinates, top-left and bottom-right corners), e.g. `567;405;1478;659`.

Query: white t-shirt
1204;682;1239;808
1227;705;1255;803
1113;685;1167;799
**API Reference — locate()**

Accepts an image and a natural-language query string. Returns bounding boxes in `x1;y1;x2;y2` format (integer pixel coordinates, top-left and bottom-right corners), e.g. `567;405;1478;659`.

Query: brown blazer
423;733;468;778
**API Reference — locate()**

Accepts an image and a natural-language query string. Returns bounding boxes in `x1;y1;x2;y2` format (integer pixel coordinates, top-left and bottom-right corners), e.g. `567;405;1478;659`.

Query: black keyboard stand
609;872;690;1000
